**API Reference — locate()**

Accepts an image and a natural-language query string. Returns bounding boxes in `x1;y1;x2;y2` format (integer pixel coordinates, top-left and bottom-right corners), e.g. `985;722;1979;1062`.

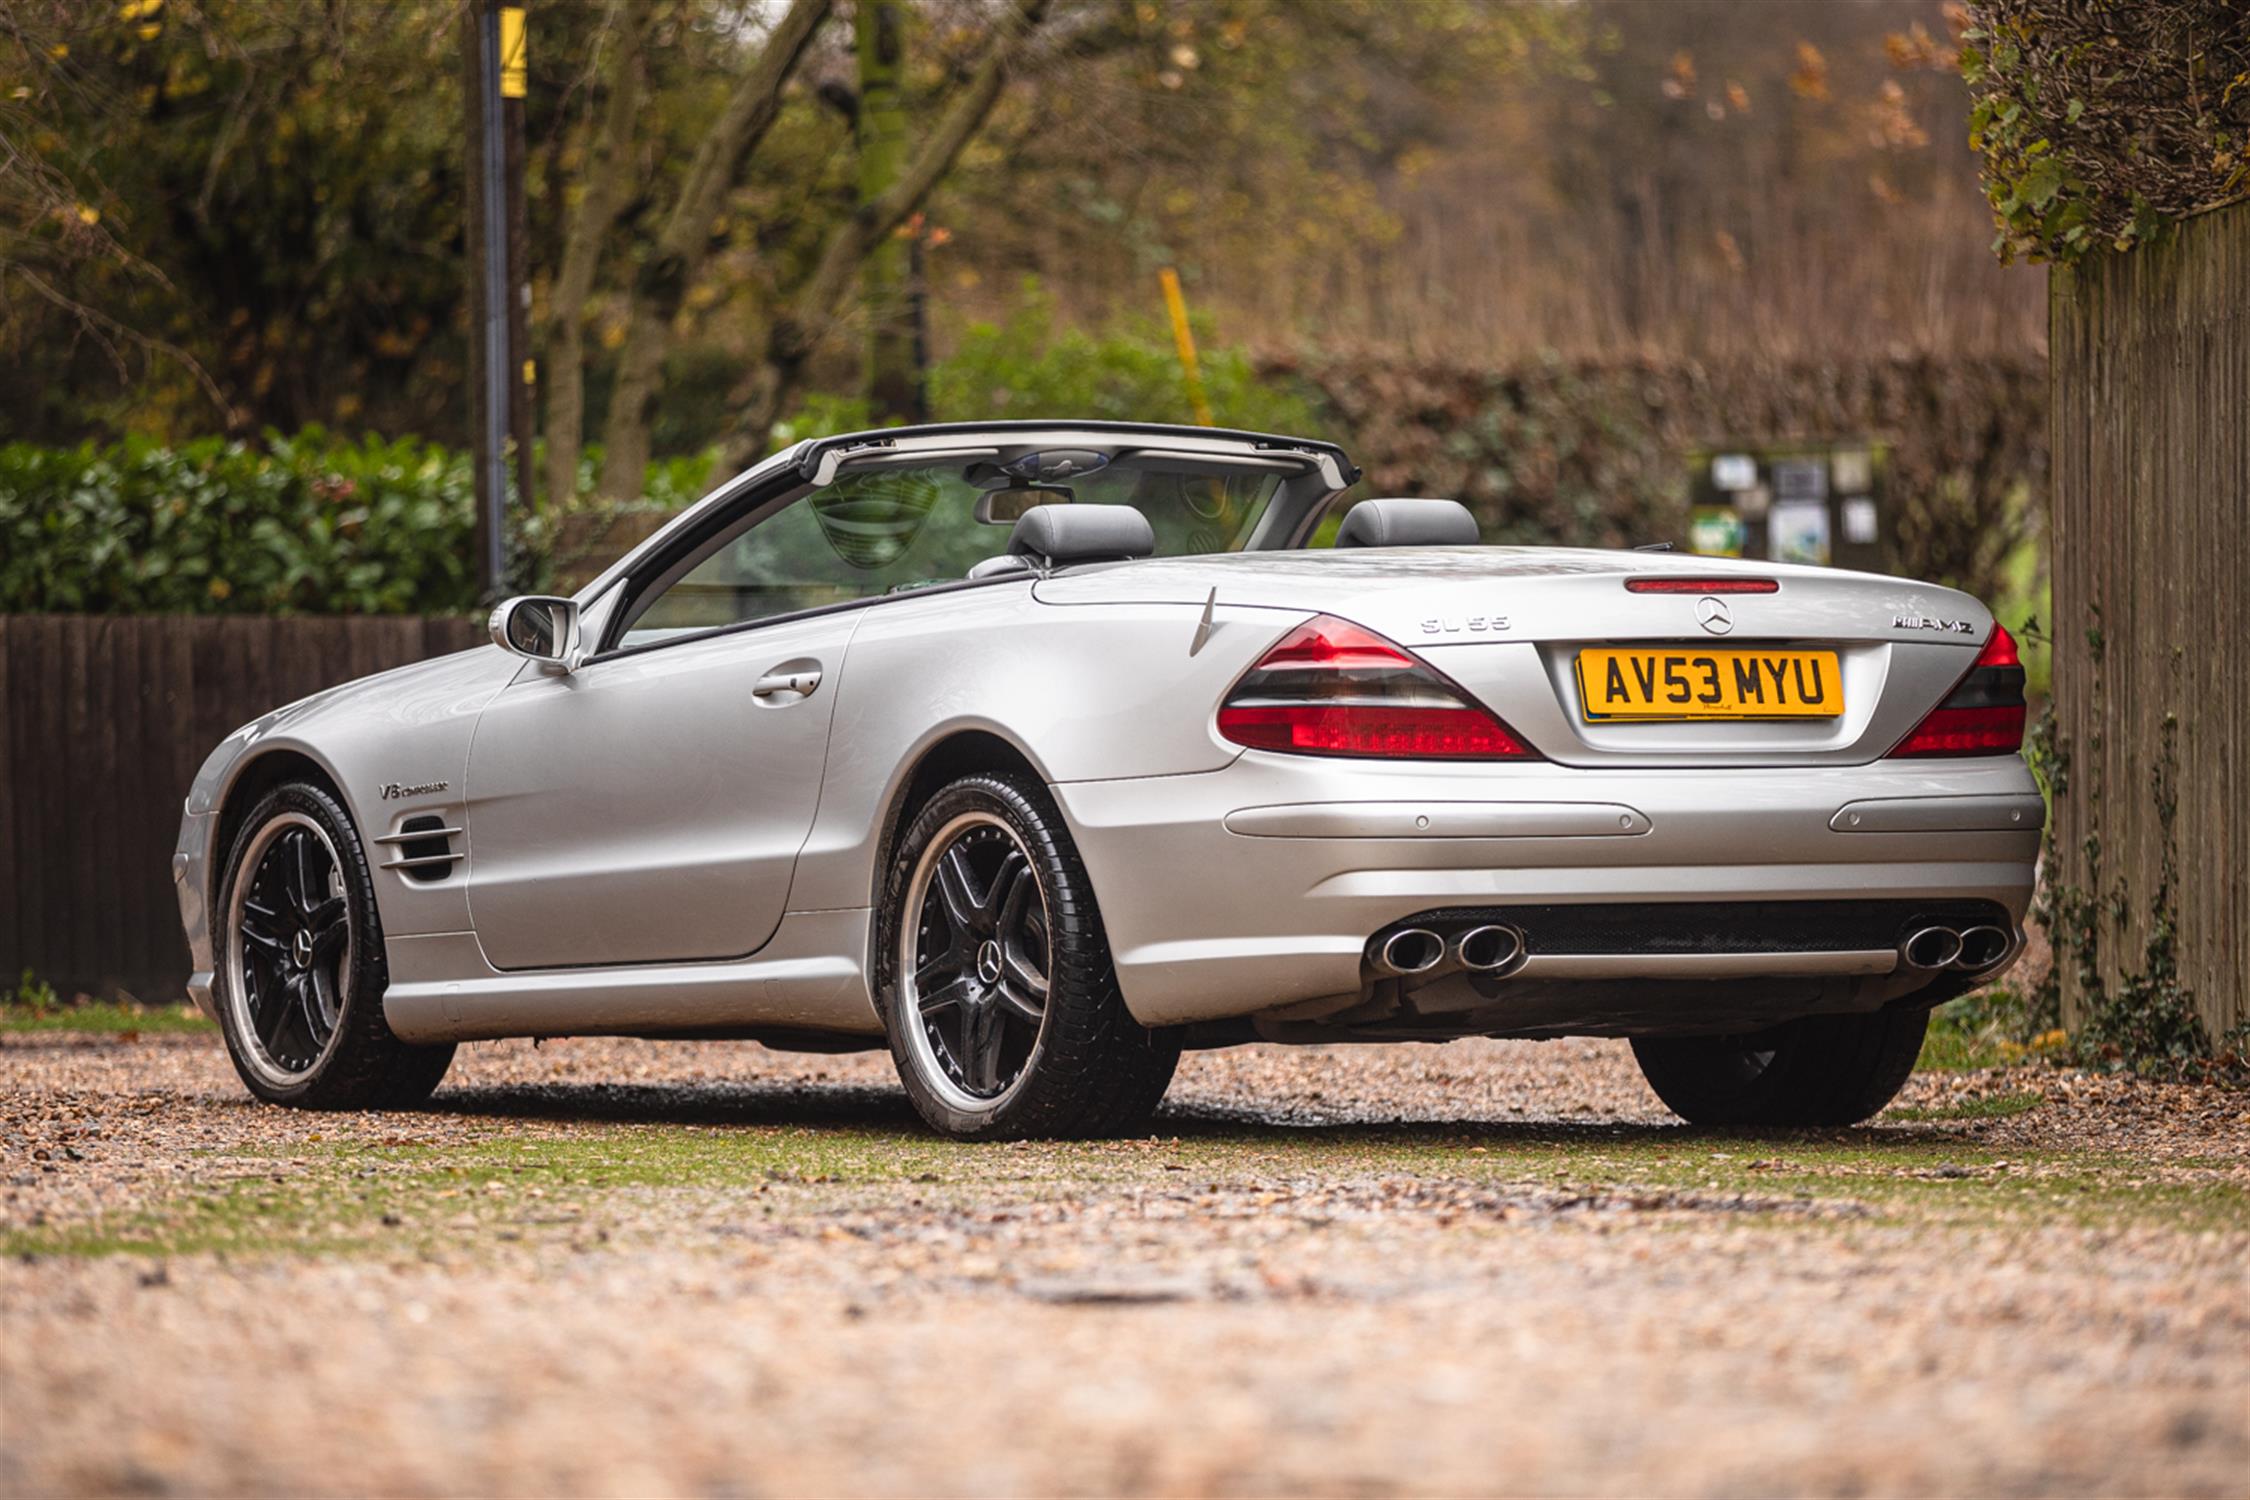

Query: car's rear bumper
1052;752;2042;1029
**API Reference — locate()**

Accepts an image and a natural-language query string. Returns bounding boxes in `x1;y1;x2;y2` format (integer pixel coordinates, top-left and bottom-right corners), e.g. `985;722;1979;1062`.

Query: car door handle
751;668;822;699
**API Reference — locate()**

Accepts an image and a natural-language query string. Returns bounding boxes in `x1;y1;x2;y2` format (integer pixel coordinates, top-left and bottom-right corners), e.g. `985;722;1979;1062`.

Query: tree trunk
540;4;644;514
596;0;834;501
858;0;923;424
722;0;1050;470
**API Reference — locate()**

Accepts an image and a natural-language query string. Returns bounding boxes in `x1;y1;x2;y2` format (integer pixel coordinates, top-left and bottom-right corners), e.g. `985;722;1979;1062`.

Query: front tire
214;782;455;1109
1631;1008;1928;1127
876;772;1180;1140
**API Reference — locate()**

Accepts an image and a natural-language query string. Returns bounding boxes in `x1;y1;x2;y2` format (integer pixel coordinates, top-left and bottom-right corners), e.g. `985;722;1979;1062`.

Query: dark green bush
0;430;483;615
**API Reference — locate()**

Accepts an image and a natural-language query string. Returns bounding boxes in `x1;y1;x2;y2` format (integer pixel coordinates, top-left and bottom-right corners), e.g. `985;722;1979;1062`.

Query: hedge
0;432;485;615
0;432;723;616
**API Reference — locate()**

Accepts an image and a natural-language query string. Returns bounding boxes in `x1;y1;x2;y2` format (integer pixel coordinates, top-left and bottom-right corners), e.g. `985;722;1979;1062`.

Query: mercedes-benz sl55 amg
174;422;2041;1137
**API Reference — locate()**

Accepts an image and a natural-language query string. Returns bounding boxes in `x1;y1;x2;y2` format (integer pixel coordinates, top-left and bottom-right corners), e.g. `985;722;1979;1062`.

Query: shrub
0;430;484;615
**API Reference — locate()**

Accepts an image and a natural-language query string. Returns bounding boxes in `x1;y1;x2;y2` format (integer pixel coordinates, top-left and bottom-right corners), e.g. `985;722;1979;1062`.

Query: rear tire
876;772;1180;1140
214;782;455;1109
1631;1008;1928;1127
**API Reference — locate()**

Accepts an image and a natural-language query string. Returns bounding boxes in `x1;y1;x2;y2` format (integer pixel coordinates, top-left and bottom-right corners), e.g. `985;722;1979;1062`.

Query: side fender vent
375;813;463;884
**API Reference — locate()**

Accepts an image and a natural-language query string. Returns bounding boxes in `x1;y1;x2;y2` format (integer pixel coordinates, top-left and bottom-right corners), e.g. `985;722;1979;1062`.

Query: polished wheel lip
897;809;1052;1116
222;811;353;1090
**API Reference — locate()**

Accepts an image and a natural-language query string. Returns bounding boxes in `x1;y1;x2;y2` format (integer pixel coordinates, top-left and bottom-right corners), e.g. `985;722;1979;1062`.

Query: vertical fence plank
9;620;56;990
2050;199;2249;1042
0;620;15;982
1;615;490;1000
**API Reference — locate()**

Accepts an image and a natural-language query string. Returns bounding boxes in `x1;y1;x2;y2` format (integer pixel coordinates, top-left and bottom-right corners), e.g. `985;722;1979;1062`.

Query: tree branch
726;0;1053;462
596;0;836;498
542;0;646;508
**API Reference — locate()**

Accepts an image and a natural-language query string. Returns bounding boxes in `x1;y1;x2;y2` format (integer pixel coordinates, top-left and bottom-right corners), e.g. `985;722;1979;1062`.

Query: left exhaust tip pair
1371;923;1525;979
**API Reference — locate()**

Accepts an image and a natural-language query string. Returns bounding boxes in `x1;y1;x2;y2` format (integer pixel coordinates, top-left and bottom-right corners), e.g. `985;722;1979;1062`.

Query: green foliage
2069;711;2210;1071
0;431;482;615
1961;2;2250;265
1919;983;2064;1071
0;316;1324;609
766;292;1327;461
10;969;60;1013
0;981;214;1036
929;289;1324;436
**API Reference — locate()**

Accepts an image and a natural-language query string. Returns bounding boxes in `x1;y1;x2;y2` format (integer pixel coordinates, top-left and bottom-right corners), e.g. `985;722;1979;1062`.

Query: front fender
176;646;521;998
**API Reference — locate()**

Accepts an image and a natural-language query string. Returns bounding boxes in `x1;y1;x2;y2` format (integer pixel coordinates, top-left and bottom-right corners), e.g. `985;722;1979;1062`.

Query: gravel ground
2;1031;2245;1497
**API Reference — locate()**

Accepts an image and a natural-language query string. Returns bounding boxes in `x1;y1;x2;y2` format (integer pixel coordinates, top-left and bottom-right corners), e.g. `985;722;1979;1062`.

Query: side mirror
489;595;582;671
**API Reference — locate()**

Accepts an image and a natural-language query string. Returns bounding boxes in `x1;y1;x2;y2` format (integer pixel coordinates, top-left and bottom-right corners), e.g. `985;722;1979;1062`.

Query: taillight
1888;623;2027;758
1216;615;1539;760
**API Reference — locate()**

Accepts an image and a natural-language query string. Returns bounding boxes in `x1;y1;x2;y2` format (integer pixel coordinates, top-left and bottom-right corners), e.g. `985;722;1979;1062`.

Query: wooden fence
0;615;484;1003
2049;199;2249;1043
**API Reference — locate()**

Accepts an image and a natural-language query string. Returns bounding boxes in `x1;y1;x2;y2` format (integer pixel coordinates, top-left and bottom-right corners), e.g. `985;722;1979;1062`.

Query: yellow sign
1157;267;1213;428
1575;648;1843;720
499;7;527;99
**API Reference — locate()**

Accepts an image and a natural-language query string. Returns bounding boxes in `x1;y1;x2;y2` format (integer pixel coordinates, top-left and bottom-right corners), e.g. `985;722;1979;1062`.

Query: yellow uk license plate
1574;647;1843;720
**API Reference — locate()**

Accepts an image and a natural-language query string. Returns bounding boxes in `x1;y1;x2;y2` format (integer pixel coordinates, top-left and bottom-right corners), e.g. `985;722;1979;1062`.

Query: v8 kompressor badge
380;780;450;800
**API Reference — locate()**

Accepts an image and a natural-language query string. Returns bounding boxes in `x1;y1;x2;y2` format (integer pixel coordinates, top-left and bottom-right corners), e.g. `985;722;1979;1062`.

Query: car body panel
1036;548;1993;766
463;606;860;969
1050;751;2039;1027
175;645;521;1015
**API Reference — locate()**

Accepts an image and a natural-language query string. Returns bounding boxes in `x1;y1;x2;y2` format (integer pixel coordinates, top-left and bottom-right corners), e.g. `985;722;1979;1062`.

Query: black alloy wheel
878;772;1181;1140
906;814;1052;1101
231;816;352;1077
215;782;455;1109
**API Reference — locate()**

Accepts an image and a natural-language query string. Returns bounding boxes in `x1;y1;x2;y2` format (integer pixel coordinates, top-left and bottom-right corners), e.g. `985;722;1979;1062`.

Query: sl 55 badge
1891;614;1974;635
1421;614;1510;636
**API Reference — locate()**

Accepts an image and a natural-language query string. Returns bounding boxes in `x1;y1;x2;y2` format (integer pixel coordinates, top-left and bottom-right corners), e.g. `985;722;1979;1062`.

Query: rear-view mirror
974;484;1074;525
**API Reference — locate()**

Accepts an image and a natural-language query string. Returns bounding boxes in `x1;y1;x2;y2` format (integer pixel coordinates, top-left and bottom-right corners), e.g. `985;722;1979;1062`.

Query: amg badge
1891;614;1974;635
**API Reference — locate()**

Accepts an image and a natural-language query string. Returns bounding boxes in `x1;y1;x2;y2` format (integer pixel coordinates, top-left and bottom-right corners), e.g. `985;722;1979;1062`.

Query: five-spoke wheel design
898;811;1051;1110
224;811;352;1086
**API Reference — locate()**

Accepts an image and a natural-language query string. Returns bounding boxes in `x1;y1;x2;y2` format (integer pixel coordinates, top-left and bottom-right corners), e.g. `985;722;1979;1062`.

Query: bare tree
719;0;1052;468
540;2;646;509
594;0;835;501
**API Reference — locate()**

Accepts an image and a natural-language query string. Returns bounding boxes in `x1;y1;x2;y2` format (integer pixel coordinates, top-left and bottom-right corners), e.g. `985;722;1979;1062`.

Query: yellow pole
1158;266;1215;427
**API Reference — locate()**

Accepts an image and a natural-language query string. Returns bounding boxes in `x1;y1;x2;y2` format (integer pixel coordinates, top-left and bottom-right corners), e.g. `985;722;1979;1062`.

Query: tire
213;781;455;1109
875;772;1181;1140
1630;1008;1929;1127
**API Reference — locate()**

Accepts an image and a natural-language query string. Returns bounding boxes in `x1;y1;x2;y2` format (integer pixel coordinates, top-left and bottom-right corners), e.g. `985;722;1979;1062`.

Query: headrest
1006;504;1156;566
1335;497;1480;549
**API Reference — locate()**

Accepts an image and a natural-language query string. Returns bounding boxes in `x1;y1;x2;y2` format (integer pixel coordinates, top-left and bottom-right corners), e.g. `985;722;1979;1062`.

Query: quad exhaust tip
1375;928;1445;976
1901;926;1964;971
1955;925;2014;972
1900;923;2019;974
1454;924;1526;974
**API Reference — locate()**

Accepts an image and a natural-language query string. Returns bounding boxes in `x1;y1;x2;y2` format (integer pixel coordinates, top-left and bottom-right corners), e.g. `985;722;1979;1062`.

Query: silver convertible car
174;421;2041;1138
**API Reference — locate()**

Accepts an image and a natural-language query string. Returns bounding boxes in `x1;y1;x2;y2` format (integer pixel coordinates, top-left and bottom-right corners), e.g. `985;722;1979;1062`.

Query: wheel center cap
974;939;1004;986
291;930;314;969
